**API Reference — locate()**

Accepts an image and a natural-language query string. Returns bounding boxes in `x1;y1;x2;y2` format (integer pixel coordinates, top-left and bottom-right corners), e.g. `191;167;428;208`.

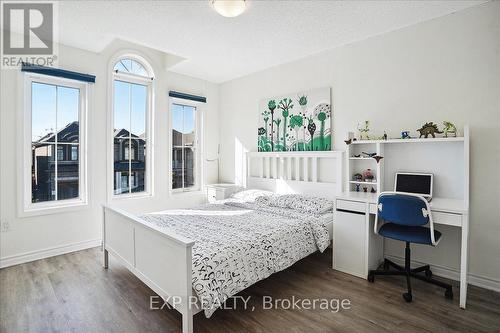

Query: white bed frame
102;151;343;333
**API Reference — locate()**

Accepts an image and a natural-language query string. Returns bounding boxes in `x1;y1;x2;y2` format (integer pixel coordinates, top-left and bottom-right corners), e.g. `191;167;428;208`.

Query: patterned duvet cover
140;200;331;317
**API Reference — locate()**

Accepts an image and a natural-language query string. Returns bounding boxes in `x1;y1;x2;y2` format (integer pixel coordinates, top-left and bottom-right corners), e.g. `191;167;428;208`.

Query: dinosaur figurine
443;121;457;138
417;122;443;138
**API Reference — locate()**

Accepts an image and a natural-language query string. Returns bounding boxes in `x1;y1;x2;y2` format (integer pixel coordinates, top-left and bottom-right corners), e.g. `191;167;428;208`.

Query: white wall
0;39;219;266
219;2;500;283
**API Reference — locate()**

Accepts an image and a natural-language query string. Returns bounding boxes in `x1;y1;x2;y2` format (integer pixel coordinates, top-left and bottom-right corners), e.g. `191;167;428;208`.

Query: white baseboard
385;255;500;293
0;239;101;269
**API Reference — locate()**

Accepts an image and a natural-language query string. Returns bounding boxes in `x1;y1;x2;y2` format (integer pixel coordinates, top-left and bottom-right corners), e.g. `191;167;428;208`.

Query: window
112;57;152;196
171;103;199;191
57;146;64;161
71;146;78;161
25;74;87;211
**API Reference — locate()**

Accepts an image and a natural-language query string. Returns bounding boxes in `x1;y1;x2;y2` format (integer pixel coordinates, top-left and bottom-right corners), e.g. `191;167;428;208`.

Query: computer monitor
394;172;433;199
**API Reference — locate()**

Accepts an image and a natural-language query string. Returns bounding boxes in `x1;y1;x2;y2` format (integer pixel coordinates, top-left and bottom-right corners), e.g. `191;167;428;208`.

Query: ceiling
58;1;484;83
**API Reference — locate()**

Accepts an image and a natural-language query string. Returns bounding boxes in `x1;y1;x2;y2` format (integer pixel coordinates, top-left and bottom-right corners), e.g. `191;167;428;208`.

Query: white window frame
109;55;154;200
169;98;203;194
20;73;88;216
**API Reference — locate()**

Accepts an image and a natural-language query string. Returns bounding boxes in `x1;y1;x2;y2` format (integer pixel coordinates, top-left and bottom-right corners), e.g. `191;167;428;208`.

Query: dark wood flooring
1;247;499;333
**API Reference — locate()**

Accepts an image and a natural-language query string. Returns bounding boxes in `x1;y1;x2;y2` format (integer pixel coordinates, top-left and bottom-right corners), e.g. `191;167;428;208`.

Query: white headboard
246;151;343;200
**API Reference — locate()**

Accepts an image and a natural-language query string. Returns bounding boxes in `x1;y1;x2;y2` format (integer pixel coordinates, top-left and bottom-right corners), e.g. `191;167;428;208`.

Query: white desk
334;192;469;309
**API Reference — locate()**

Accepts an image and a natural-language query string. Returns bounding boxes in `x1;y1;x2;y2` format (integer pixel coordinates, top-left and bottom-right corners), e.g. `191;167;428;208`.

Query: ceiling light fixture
211;0;246;18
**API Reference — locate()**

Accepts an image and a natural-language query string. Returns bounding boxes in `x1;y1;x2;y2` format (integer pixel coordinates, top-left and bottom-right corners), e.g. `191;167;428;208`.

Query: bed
102;151;343;333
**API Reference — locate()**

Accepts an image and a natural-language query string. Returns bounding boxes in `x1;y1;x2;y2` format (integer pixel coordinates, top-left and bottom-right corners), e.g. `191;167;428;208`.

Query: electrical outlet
0;219;10;233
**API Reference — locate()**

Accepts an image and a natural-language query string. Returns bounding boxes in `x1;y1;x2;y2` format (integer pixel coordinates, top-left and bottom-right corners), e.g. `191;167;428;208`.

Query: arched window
113;58;149;78
111;56;153;196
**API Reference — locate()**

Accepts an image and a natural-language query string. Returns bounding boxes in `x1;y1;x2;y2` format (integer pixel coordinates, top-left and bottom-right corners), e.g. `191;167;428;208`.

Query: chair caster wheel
367;273;374;283
445;288;453;300
403;293;412;302
425;269;433;278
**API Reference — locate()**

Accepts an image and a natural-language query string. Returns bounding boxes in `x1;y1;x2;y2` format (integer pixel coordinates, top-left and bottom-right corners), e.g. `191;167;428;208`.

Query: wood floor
1;248;499;333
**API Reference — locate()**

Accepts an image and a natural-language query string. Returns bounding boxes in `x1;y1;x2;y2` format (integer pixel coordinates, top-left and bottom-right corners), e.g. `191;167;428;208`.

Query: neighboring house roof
33;121;80;145
114;128;146;144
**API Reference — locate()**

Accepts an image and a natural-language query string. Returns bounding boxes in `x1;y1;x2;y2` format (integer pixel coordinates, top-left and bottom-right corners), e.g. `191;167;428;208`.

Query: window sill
20;200;89;218
170;189;204;196
111;192;153;201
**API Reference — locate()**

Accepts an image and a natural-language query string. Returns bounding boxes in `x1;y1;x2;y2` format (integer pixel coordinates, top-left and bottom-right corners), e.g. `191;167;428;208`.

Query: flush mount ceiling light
211;0;246;18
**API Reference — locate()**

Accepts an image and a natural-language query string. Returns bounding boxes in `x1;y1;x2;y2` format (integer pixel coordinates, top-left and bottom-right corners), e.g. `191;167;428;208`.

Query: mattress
140;198;332;318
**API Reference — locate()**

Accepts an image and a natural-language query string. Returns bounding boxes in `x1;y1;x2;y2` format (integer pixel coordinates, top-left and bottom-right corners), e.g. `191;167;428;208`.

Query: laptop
394;172;433;202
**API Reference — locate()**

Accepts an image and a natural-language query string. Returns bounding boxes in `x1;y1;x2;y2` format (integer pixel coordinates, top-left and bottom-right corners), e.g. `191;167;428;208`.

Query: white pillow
268;194;333;215
230;189;275;203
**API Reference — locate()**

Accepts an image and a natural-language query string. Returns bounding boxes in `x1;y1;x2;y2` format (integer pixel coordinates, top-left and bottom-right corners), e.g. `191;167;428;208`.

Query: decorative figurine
417;122;443;138
354;154;361;158
363;169;374;182
401;131;411;139
357;121;370;140
383;131;388;140
362;152;377;157
371;187;376;193
344;139;352;145
353;173;363;181
443;121;457;138
372;155;384;163
355;184;361;192
363;187;368;193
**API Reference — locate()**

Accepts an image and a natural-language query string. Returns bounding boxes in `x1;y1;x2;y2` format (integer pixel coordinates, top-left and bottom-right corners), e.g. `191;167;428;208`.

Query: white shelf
349;157;375;160
351;137;464;144
349;180;377;185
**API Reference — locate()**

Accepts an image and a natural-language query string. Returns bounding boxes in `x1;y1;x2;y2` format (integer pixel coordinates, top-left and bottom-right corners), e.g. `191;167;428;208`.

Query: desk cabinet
334;209;366;278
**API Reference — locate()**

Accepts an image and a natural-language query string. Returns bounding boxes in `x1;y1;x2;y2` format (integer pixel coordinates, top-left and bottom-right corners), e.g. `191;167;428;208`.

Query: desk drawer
336;199;365;213
433;211;462;227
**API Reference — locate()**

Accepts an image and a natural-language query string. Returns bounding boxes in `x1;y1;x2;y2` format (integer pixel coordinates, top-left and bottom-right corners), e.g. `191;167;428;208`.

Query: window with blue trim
24;73;88;212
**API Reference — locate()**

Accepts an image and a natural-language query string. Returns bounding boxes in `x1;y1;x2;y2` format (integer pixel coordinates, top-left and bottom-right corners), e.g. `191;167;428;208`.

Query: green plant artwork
289;114;304;151
278;98;293;150
258;87;331;152
267;100;277;151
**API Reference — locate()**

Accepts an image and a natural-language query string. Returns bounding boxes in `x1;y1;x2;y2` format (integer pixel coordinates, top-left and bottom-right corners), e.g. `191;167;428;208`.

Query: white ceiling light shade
211;0;246;18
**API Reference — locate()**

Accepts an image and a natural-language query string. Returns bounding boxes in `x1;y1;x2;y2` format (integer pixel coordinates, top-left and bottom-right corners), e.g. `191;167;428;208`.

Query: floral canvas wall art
258;87;331;151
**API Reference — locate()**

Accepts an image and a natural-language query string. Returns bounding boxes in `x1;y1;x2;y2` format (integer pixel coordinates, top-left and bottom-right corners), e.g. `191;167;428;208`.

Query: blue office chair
368;192;453;302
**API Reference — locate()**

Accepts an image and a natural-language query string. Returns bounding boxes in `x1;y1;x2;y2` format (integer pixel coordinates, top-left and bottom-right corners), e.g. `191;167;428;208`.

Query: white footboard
102;206;196;333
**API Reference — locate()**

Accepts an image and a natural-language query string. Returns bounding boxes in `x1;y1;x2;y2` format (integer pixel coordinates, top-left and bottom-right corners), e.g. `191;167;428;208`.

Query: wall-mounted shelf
349;157;375;160
346;141;383;194
351;137;464;144
345;127;469;198
349;180;377;185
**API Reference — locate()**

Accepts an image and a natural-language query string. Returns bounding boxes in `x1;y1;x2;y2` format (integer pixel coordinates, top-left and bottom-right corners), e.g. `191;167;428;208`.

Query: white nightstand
205;183;240;203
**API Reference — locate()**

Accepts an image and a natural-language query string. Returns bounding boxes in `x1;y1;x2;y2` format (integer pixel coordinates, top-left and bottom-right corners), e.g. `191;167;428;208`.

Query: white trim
0;239;101;269
385;254;500;293
19;73;89;217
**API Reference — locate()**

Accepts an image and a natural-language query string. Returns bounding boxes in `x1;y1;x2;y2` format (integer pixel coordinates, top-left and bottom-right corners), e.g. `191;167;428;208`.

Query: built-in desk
334;192;469;309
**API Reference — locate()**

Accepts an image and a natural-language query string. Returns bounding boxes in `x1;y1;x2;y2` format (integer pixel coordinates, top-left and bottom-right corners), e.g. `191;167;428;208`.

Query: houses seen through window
31;82;80;203
172;103;197;190
112;57;151;196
